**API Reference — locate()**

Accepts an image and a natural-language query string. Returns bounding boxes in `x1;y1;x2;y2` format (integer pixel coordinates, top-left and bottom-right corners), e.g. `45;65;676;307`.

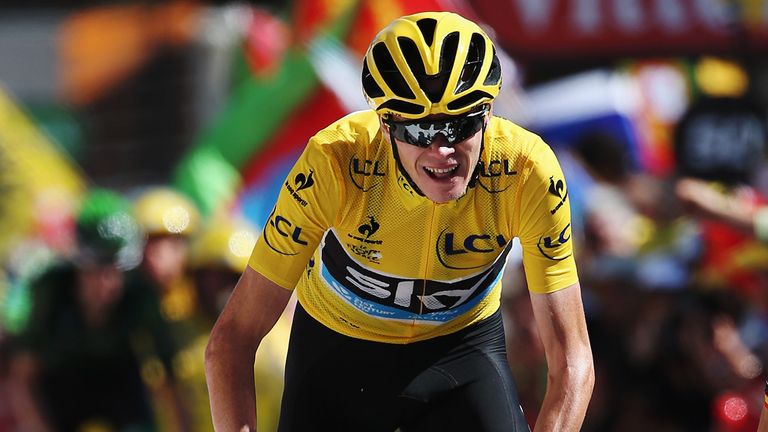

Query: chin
423;183;468;203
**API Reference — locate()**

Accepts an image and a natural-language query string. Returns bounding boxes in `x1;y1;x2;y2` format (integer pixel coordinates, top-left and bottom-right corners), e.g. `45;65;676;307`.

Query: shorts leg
399;312;530;432
278;304;404;432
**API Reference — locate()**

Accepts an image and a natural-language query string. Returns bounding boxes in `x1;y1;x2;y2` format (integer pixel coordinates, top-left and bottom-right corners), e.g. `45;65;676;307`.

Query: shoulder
298;111;382;179
308;110;381;153
486;116;548;155
481;116;555;175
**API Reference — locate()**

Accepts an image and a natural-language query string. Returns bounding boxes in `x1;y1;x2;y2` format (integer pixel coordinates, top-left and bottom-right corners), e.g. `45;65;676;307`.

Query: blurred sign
525;70;642;168
674;97;767;184
468;0;768;58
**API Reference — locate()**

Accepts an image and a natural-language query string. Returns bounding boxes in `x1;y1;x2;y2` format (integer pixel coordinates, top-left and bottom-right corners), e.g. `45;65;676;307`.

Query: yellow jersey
249;110;577;343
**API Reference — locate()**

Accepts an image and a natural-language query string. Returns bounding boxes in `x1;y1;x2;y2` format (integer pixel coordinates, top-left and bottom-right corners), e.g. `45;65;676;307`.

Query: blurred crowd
0;186;292;432
501;61;768;431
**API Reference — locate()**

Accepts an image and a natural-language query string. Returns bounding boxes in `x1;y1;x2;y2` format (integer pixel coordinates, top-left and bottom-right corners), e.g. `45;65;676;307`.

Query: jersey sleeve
248;137;342;289
516;139;579;294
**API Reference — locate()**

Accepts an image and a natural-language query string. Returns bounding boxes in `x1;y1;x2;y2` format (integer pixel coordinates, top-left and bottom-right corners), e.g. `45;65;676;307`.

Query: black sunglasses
384;106;488;148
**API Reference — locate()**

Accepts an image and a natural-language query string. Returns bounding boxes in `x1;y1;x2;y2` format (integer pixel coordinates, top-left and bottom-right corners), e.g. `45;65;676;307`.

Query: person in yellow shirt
206;11;593;431
189;215;292;432
133;186;202;431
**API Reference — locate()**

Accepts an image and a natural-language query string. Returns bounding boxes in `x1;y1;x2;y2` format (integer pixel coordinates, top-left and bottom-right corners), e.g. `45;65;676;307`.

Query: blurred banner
60;1;201;106
0;84;85;258
467;0;768;59
173;0;445;227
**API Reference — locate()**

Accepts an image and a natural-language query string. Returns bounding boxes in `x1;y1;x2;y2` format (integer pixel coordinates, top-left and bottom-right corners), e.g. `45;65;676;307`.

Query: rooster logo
547;176;568;214
357;216;380;238
294;170;315;191
548;176;565;199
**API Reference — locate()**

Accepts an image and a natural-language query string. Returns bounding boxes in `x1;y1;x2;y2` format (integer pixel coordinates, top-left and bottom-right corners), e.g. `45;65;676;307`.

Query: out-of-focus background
1;0;768;431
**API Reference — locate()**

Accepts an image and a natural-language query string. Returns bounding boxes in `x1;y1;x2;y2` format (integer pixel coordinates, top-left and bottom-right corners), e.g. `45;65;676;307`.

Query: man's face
382;108;488;203
143;234;189;287
77;264;125;313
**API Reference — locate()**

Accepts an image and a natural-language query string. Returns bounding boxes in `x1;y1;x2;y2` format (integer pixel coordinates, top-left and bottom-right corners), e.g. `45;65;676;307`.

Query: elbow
204;322;260;374
580;356;595;396
569;351;595;396
549;350;595;396
205;324;238;373
204;328;223;373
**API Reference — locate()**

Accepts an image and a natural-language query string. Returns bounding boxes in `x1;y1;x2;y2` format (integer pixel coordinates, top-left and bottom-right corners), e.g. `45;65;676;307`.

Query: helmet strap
389;127;426;197
467;122;486;189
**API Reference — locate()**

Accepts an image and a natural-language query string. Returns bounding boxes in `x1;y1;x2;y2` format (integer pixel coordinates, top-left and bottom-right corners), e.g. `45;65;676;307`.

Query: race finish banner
466;0;768;59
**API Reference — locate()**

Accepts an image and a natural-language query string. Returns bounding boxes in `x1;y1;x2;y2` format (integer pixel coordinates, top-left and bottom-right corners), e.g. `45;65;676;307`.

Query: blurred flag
59;1;201;106
173;0;447;224
0;84;85;258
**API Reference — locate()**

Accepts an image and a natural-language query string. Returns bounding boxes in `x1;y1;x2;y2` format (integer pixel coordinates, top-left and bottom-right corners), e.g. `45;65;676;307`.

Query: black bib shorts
277;304;530;432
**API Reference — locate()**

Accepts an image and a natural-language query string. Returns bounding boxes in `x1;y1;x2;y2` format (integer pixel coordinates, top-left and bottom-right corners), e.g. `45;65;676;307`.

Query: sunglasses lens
388;109;486;148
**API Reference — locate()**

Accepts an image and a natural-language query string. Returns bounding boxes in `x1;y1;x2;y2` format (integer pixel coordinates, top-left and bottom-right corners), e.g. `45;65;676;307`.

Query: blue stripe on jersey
318;230;509;322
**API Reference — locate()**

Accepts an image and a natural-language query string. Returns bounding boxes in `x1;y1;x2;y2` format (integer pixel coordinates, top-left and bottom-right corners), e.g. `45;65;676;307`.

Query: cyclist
206;11;594;432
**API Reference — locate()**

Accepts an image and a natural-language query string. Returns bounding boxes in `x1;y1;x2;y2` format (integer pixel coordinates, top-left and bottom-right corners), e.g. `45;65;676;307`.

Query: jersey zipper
412;202;439;338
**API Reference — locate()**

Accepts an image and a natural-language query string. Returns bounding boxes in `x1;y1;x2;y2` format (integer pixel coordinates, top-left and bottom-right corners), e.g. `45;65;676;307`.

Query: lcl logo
263;209;309;256
478;159;517;177
476;159;517;193
349;157;385;191
436;228;508;269
537;224;572;261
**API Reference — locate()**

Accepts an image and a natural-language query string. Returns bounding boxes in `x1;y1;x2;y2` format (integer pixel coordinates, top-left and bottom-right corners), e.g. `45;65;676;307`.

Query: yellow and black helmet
362;11;502;119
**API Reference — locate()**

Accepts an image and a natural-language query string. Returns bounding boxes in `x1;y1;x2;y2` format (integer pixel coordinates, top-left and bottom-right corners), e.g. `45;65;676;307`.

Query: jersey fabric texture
249;110;577;343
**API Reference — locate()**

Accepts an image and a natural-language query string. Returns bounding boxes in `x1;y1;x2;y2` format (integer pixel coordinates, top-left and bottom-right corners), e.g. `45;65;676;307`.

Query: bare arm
205;266;293;432
529;283;594;432
759;381;768;432
759;406;768;432
675;177;755;233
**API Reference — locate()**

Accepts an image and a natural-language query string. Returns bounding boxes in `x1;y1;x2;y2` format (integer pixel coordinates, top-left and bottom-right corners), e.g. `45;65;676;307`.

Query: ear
484;105;493;127
378;116;391;143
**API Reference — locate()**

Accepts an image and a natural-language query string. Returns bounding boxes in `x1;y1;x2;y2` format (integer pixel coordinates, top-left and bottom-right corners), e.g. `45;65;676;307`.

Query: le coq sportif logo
294;170;315;191
357;216;380;238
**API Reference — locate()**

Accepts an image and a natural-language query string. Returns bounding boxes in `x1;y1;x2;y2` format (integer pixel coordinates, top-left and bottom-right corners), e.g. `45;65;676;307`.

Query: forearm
533;358;594;432
204;267;293;431
759;380;768;432
759;408;768;432
205;334;258;431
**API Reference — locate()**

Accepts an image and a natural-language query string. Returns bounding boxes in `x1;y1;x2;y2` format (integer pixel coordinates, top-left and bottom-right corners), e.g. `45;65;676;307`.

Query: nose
426;134;455;154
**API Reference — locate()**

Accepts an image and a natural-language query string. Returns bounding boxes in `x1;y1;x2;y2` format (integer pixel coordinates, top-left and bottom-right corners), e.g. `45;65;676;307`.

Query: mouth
423;164;460;180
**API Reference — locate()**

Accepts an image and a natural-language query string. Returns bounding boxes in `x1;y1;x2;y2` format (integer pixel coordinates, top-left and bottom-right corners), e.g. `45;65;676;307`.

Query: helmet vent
379;99;424;115
416;18;437;47
447;90;493;111
483;47;502;86
362;59;385;98
398;36;447;104
438;31;459;78
455;33;486;94
372;42;415;99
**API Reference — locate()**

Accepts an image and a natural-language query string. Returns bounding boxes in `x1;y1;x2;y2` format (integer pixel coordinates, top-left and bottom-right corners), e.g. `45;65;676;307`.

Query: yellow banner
0;84;85;258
